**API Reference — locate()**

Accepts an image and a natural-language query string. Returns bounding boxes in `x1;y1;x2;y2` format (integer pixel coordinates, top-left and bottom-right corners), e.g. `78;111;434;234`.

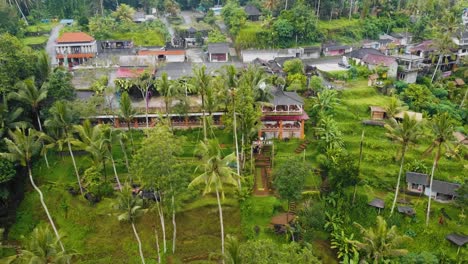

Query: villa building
55;32;97;66
259;87;309;140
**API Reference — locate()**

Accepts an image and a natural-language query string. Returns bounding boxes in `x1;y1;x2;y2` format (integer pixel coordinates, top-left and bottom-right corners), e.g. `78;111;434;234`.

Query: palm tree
10;78;48;132
118;91;136;150
191;65;212;141
114;186;146;264
45;101;83;195
112;3;136;22
384;113;423;216
0;128;66;254
224;234;241;264
0;103;27;138
156;72;181;119
35;50;51;86
353;216;411;263
4;225;73;264
189;140;239;261
101;125;123;191
424;113;456;226
430;32;457;83
134;71;154;129
385;96;406;119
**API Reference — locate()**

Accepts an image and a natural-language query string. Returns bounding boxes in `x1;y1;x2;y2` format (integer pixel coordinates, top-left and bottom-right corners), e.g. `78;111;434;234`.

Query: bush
399;251;438;264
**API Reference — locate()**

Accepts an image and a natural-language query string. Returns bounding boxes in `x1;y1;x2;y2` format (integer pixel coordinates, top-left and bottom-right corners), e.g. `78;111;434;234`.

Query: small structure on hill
454;78;466;86
453;131;468;145
368;198;385;213
322;43;352;56
369;106;386;120
368;73;379;86
207;43;230;62
446;233;468;255
270;212;295;234
406;172;461;201
395;111;423;122
397;206;415;217
244;4;261;21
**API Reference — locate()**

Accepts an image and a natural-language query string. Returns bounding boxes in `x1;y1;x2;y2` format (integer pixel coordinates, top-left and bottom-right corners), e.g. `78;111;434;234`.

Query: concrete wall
166;54;185;62
241;50;277;62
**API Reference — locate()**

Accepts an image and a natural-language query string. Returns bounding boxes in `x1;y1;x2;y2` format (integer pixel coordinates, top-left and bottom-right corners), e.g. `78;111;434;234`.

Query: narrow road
46;24;63;66
180;11;193;25
161;15;175;46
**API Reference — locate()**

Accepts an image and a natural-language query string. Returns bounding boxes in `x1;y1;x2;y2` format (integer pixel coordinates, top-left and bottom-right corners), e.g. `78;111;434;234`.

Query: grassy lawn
25;22;57;34
21;35;48;46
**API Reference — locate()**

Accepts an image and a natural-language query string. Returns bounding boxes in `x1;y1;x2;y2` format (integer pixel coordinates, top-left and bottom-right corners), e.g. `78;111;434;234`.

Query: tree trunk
233;107;241;189
349;0;353;19
171;194;176;253
390;145;407;216
36;112;49;168
119;138;130;173
317;0;321;17
426;145;441;226
201;94;207;141
284;0;288;10
131;222;146;264
110;154;122;191
215;188;225;263
431;55;442;83
154;192;167;253
154;226;161;263
13;0;28;25
27;165;65;253
67;139;83;195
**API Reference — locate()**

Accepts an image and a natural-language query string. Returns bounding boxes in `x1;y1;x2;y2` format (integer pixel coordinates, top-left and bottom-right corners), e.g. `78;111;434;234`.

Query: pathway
253;145;272;196
46;24;63;66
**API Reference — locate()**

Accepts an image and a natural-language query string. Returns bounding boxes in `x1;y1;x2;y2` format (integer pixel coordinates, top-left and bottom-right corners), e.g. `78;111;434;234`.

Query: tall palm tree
0;128;66;254
0;103;27;138
10;78;48;132
189;140;239;261
430;30;457;83
384;113;423;215
134;71;154;129
424;113;455;226
45;101;83;195
118;91;136;150
191;65;212;141
156;72;181;119
114;186;146;264
101;125;123;191
4;225;73;264
353;216;411;263
35;50;51;87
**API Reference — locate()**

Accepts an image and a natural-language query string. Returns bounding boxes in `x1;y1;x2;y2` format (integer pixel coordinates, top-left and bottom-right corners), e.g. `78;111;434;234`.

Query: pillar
258;129;262;139
279;120;283;139
134;120;138;128
115;117;120;128
300;120;305;139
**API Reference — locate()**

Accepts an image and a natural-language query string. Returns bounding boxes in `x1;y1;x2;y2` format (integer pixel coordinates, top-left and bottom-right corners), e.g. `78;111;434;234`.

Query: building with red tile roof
54;32;97;66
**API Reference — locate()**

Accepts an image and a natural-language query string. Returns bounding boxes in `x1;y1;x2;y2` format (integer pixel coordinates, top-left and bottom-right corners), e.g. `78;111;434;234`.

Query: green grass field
21;35;48;46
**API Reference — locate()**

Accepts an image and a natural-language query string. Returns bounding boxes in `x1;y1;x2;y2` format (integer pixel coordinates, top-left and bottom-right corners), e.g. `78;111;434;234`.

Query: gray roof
406;172;429;185
446;233;468;246
270;87;303;106
368;198;385;209
188;27;197;33
303;46;321;53
244;5;261;16
323;43;351;50
207;42;230;54
155;62;246;79
397;206;415;216
347;48;384;59
431;180;460;196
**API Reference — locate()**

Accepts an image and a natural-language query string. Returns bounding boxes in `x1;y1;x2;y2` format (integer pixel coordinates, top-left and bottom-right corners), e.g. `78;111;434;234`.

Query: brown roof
56;32;95;43
362;54;397;67
270;213;295;225
453;132;468;144
370;106;386;112
410;40;434;52
138;50;186;56
454;78;465;86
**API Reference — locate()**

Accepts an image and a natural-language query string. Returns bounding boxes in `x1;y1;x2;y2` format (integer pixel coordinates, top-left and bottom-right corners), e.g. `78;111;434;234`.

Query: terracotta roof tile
56;32;95;43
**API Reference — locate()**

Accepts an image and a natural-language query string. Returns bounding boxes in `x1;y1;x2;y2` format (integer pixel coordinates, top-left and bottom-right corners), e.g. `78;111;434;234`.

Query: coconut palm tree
156;72;181;119
134;71;154;129
118;91;136;150
45;101;83;195
353;216;411;263
4;225;73;264
35;50;51;87
424;112;456;226
0;128;66;254
9;78;48;132
189;140;239;261
384;113;423;216
114;185;146;264
101;125;123;191
191;65;212;141
0;103;27;138
430;32;457;83
385;96;406;120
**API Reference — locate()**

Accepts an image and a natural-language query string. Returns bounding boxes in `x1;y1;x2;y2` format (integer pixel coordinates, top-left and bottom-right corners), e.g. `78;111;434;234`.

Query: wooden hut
370;106;386;120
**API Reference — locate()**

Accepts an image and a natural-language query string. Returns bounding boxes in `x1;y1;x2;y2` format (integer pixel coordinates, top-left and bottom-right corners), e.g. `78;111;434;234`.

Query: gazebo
397;206;415;217
369;106;386;120
446;233;468;255
368;198;385;213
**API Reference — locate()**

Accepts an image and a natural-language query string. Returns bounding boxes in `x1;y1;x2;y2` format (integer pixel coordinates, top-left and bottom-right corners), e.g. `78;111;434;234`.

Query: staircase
294;139;311;154
253;145;273;196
